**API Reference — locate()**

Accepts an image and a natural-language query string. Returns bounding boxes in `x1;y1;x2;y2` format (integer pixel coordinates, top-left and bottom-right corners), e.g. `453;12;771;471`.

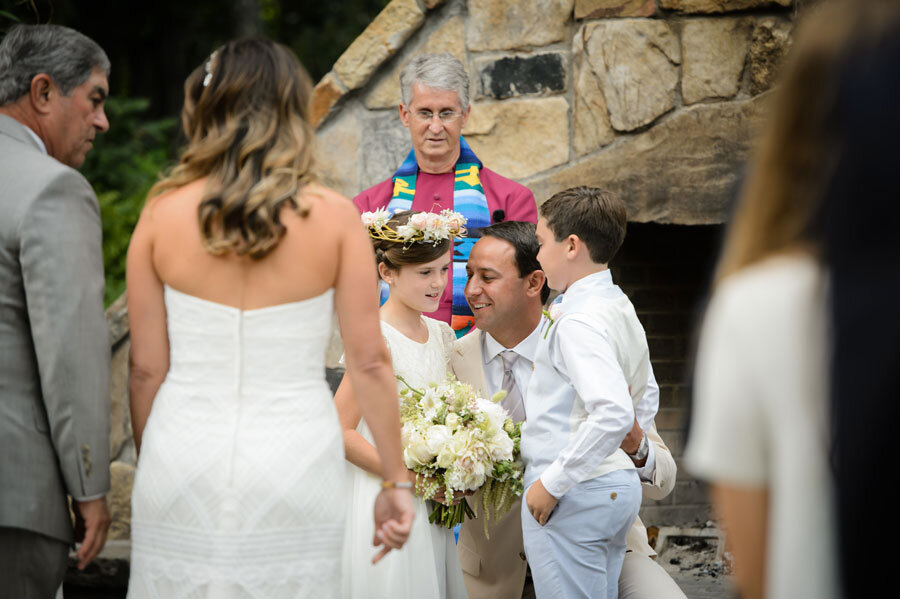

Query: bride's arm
126;203;169;455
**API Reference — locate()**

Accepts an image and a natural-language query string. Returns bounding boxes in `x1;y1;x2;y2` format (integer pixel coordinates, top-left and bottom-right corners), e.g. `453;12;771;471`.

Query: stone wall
102;0;798;541
312;0;793;224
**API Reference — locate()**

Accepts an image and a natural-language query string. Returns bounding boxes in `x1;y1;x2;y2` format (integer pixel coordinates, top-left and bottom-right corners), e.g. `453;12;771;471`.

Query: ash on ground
658;535;733;579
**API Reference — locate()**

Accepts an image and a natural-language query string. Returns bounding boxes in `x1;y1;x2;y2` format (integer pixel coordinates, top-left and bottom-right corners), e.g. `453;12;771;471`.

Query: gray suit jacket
0;114;110;543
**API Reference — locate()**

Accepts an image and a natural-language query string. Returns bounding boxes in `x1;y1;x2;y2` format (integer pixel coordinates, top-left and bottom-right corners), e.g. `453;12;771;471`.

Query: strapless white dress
341;316;467;599
128;285;346;598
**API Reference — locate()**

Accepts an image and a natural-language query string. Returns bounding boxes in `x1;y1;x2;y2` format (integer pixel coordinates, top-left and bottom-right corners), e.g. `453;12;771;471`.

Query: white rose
361;212;377;226
409;212;429;229
549;303;563;321
404;429;436;468
425;425;453;455
437;429;472;469
485;430;514;462
397;225;416;240
447;454;487;490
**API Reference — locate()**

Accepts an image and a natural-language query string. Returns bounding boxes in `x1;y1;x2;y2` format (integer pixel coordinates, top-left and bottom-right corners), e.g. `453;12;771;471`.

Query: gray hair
0;24;109;106
399;53;470;112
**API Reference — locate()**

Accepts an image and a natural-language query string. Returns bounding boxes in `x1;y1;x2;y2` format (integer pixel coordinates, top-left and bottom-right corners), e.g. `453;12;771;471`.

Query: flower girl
336;209;468;599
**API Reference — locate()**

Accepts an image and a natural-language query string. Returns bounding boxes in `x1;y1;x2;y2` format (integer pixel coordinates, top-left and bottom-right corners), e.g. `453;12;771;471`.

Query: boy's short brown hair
539;186;627;264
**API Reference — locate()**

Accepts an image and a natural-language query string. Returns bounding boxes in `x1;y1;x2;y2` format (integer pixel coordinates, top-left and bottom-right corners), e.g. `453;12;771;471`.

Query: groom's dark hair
481;221;550;304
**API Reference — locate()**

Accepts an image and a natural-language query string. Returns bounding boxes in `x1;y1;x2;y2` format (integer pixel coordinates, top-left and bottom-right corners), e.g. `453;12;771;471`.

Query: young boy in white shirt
522;186;659;599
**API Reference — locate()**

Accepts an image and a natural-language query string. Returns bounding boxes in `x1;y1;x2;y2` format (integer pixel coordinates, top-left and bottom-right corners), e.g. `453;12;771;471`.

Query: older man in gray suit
0;24;112;598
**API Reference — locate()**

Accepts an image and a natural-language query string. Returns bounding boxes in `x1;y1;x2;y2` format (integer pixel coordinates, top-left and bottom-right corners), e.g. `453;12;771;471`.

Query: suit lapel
450;329;490;399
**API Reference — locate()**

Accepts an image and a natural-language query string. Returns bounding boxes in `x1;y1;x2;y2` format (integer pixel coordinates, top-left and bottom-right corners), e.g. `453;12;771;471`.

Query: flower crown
362;208;467;246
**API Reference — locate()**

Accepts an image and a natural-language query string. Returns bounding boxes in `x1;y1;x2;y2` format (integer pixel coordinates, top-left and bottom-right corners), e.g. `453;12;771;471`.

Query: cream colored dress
341;316;468;599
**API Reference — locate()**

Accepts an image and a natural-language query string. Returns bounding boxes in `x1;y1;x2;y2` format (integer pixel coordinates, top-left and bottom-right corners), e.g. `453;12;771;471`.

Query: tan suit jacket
450;328;677;599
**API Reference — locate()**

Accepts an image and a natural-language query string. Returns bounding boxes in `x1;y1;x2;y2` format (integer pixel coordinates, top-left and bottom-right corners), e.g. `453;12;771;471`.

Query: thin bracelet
380;480;413;490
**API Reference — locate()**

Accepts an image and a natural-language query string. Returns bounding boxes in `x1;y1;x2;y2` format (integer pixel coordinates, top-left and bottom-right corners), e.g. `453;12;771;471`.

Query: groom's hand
372;488;415;564
526;479;558;526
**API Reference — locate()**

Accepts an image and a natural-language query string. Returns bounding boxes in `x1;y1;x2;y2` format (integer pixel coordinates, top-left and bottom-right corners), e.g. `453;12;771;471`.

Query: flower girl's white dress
342;316;468;598
128;286;346;598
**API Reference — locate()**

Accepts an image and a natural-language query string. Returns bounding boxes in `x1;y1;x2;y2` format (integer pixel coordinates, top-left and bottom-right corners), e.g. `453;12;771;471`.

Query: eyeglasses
412;109;463;124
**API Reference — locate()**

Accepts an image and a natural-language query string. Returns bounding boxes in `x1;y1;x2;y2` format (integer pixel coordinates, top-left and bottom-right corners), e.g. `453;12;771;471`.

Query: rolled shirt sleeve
539;315;635;498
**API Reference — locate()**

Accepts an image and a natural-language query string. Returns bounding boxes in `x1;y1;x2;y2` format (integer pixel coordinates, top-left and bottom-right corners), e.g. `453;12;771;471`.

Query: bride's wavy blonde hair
150;39;316;259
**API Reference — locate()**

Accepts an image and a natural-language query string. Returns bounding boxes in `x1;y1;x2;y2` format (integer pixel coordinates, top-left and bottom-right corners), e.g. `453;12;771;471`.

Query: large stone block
575;0;655;18
364;16;466;110
109;338;131;462
315;110;362;199
333;0;425;90
748;17;793;95
661;0;791;12
582;20;681;132
467;0;575;51
681;18;752;104
107;461;135;541
527;95;769;224
477;52;567;100
572;26;614;156
463;97;570;180
310;73;346;128
360;112;413;191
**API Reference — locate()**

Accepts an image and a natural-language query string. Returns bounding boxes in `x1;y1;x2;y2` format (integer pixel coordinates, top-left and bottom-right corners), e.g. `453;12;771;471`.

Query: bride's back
139;38;344;310
147;179;346;311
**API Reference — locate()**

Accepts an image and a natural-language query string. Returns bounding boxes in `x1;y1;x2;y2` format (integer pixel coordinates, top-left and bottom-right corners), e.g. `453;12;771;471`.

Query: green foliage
79;97;177;306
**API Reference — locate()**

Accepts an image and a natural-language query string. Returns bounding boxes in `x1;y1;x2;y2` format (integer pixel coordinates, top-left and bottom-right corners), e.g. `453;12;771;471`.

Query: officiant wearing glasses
353;53;537;337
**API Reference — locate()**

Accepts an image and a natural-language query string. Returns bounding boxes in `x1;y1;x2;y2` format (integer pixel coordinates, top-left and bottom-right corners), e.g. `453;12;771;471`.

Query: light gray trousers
522;469;641;599
0;526;69;599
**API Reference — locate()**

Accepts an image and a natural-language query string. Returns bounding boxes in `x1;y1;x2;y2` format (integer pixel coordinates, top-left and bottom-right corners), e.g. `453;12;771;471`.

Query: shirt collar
559;269;613;308
483;323;541;364
22;124;47;155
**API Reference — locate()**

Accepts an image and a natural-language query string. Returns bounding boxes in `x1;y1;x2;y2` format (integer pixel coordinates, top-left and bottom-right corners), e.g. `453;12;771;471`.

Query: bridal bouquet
398;374;524;535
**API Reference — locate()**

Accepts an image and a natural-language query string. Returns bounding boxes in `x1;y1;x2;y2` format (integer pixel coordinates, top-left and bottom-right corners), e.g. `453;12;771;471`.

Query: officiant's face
465;237;531;335
399;83;470;171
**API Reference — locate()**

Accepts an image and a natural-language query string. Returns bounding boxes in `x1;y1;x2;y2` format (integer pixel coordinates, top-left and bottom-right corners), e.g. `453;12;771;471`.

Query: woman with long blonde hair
125;39;414;598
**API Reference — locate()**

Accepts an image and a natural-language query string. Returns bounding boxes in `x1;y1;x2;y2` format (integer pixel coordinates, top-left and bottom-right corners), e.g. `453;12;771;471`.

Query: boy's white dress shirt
522;269;659;497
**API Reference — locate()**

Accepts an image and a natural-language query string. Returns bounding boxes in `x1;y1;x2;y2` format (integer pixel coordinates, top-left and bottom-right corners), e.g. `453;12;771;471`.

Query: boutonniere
542;303;563;339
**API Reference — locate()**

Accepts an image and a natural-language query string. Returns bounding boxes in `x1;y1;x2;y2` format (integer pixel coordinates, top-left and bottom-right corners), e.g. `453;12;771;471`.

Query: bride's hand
408;470;466;505
372;488;415;564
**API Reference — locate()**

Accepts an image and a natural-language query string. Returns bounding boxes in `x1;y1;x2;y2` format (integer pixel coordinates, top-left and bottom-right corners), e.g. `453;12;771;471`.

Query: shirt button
434;194;440;201
519;552;527;561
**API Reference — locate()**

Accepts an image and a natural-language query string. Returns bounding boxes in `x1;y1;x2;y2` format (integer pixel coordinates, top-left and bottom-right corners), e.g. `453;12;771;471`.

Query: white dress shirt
522;270;660;498
481;325;541;400
23;124;47;155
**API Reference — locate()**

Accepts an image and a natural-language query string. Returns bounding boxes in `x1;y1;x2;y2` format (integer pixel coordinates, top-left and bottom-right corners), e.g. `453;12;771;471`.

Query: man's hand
408;470;467;505
621;418;648;467
525;479;558;526
372;488;415;564
620;418;643;454
73;497;111;570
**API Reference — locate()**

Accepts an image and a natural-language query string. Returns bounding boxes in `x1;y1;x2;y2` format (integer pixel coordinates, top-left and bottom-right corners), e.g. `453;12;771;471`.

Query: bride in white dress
336;210;468;599
125;39;414;598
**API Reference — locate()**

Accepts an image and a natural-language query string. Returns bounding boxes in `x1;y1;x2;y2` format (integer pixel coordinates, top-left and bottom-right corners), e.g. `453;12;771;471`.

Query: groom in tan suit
452;221;685;599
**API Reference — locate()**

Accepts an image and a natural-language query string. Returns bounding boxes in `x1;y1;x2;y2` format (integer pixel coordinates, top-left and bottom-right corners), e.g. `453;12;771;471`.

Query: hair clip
202;50;218;87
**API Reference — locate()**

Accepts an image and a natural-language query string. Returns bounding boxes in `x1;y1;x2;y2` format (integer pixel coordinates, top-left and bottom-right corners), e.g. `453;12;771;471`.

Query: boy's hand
526;479;558;526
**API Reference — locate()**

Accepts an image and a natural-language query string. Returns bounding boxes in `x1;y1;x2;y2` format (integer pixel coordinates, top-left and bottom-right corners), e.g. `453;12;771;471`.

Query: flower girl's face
386;248;451;313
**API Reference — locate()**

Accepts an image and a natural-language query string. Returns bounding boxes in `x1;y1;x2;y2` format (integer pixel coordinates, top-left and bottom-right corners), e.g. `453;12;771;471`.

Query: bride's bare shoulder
299;183;360;224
